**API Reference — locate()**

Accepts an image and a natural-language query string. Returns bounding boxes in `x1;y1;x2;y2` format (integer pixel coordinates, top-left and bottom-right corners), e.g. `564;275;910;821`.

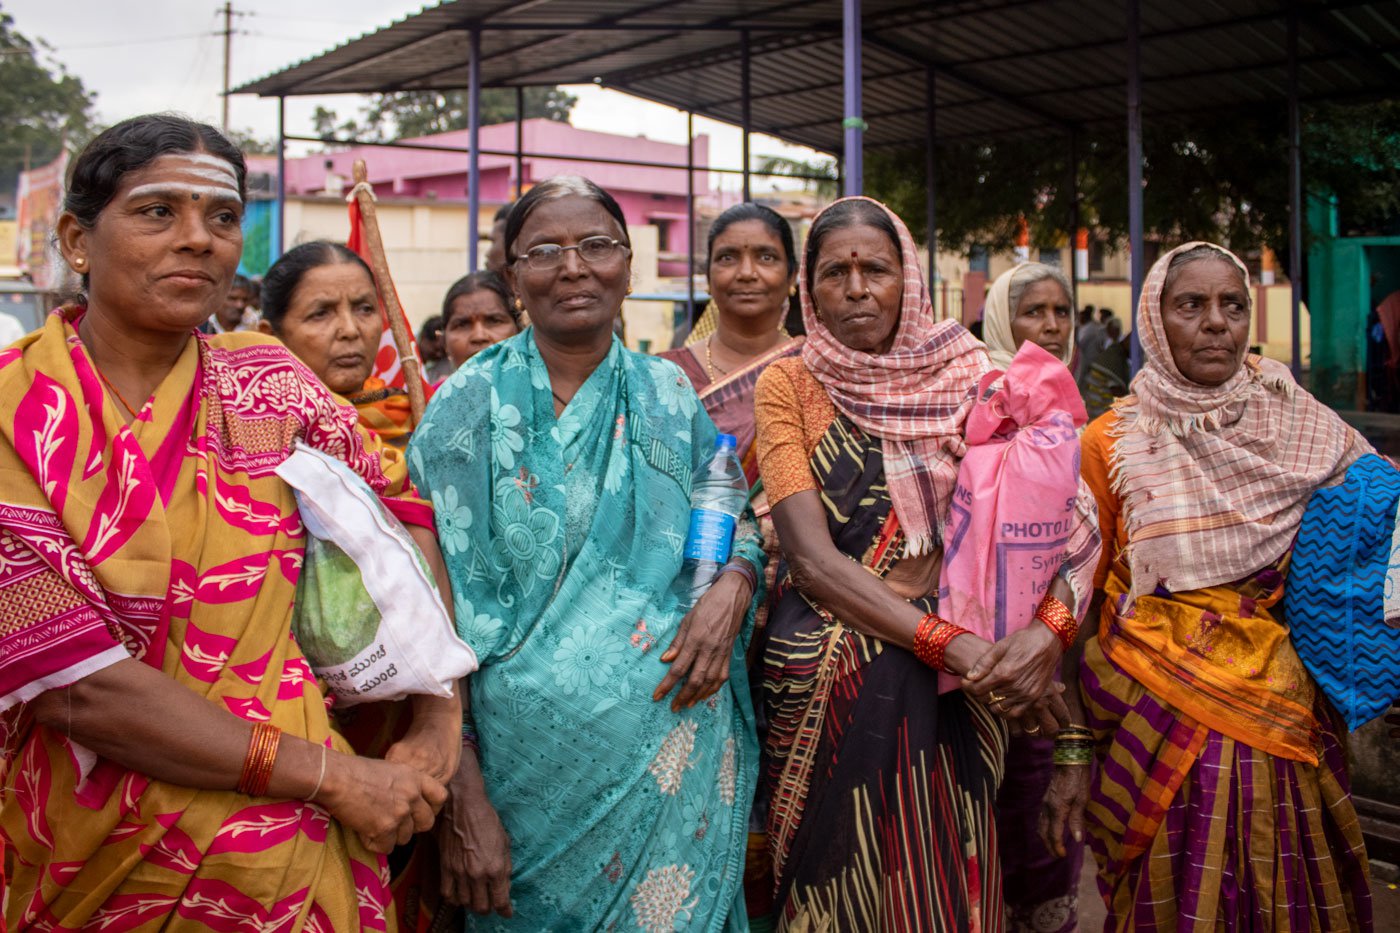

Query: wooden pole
351;160;427;424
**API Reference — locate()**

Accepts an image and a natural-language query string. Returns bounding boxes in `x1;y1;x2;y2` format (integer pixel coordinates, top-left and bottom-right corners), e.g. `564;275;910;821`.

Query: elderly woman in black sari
753;197;1101;931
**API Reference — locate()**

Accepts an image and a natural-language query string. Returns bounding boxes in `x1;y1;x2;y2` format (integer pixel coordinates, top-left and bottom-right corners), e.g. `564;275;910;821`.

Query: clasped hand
961;623;1068;736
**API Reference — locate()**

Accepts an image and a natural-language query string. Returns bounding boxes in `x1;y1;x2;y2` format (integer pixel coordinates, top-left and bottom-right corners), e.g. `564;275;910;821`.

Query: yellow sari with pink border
0;309;431;931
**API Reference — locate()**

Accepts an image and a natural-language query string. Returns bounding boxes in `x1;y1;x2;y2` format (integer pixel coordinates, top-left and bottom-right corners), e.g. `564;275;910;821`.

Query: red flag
347;198;430;393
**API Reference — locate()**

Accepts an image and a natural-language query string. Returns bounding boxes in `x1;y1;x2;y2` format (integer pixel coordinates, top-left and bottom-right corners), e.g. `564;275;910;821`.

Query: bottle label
683;508;736;564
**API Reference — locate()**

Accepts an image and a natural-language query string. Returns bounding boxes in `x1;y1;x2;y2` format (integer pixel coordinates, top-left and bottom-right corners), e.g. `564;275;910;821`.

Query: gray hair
1007;262;1072;315
1163;244;1249;302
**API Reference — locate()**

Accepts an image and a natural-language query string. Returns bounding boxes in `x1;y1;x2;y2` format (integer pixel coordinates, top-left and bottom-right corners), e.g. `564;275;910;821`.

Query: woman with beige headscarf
1052;242;1375;930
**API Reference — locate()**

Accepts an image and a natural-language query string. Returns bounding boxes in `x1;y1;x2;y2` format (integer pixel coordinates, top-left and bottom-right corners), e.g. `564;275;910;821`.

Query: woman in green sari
408;176;765;931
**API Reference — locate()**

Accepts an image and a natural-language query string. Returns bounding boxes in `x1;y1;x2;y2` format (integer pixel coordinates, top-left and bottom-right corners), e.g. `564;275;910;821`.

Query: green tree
312;87;577;142
0;11;98;196
755;155;838;200
225;127;278;156
865;100;1400;274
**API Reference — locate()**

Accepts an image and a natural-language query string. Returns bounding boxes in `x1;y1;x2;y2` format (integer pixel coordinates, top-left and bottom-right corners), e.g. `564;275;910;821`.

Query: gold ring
1025;725;1042;735
989;692;1007;704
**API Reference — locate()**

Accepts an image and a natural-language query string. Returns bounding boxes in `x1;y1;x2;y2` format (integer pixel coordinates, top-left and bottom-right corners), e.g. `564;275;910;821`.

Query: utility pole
220;2;234;131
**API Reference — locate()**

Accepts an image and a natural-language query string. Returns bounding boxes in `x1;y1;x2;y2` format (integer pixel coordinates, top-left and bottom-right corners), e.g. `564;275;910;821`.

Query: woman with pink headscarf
752;198;1100;931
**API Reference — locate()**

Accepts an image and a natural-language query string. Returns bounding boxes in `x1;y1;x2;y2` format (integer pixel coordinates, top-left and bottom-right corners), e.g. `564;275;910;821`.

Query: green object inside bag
292;534;381;667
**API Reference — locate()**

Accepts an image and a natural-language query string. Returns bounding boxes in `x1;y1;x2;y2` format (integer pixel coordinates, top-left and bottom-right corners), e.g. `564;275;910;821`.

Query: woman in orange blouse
752;197;1100;931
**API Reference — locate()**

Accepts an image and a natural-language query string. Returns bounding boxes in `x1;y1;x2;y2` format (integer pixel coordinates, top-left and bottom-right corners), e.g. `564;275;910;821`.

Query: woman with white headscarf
979;261;1086;933
982;262;1075;371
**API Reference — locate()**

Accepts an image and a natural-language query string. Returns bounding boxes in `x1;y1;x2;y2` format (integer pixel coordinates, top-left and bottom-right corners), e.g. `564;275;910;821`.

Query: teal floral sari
408;330;764;932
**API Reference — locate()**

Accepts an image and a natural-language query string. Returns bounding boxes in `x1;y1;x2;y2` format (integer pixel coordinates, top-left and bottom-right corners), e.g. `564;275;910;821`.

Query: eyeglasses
515;236;629;271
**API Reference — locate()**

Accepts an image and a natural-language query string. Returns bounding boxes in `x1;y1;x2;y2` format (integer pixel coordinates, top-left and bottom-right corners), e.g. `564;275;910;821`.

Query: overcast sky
7;0;826;188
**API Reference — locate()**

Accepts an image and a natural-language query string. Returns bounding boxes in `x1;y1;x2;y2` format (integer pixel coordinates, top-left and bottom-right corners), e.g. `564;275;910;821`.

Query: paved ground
1073;856;1400;929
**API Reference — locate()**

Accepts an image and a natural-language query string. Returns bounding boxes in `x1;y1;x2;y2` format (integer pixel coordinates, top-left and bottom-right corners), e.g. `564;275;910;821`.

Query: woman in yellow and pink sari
0;115;457;931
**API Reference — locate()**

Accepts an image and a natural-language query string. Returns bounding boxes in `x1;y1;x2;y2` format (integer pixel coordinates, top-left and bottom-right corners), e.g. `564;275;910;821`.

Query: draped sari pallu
1081;556;1373;932
409;331;764;932
0;312;430;932
760;414;1007;933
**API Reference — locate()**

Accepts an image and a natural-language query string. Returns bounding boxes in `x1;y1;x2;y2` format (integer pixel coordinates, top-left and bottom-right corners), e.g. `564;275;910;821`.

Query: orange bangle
1036;594;1078;651
238;722;282;797
913;612;970;672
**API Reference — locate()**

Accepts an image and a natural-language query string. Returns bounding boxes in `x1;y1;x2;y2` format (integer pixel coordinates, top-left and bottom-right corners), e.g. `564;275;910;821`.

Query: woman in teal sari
408;175;765;931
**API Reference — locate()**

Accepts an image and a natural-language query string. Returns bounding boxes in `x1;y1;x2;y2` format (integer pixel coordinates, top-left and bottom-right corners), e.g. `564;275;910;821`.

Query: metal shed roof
236;0;1400;153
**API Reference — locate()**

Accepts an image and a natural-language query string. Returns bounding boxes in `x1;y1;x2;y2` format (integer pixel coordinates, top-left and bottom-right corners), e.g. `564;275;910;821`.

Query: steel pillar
1068;127;1080;310
515;85;525;198
842;0;863;196
925;66;937;296
467;27;482;270
275;96;286;257
687;111;696;326
741;29;752;202
1288;3;1303;380
1127;0;1144;373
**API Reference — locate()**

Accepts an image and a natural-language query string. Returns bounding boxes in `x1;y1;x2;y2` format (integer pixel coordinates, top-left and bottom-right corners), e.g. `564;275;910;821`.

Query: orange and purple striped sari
1079;412;1373;932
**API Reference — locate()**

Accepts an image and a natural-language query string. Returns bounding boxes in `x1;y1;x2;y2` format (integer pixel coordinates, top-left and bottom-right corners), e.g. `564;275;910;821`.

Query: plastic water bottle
674;433;749;608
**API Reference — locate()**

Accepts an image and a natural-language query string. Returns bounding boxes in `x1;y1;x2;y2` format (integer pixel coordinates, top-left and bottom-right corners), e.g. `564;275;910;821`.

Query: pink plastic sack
937;341;1086;692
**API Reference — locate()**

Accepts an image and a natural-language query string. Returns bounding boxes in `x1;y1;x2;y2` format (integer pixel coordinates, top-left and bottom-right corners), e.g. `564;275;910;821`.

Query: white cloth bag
276;441;477;705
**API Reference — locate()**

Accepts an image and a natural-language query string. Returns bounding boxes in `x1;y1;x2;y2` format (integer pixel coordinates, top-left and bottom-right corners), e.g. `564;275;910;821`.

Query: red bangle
238;722;282;797
1036;594;1078;651
913;612;970;672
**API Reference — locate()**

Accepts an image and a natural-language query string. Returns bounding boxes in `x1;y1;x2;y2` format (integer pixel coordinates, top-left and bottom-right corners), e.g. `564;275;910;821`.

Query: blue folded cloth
1284;453;1400;730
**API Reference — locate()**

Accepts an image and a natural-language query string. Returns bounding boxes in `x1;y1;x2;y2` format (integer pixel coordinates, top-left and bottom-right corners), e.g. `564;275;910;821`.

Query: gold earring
73;257;86;268
514;298;524;312
789;285;797;297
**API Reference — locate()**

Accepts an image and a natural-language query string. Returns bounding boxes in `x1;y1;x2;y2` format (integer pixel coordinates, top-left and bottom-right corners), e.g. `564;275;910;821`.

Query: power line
0;32;215;54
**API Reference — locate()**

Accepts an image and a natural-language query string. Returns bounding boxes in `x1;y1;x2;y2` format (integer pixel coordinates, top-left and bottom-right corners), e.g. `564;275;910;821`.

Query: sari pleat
1081;635;1372;932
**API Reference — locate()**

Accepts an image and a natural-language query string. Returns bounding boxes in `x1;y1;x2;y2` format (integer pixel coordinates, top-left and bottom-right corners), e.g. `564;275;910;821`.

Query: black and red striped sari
757;414;1008;933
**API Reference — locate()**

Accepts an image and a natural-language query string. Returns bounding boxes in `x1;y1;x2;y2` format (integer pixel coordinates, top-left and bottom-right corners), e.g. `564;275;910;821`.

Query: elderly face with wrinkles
58;151;245;336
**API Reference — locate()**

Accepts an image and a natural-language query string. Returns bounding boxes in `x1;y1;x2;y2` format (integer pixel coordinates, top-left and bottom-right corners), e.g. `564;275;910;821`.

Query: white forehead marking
178;166;242;184
180;152;239;176
127;182;244;204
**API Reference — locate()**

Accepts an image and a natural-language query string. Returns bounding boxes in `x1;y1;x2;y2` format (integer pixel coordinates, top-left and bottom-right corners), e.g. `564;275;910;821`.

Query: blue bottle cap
715;433;737;450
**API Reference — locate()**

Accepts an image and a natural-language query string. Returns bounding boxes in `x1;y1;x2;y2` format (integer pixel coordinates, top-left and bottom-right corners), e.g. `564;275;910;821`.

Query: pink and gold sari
0;309;431;931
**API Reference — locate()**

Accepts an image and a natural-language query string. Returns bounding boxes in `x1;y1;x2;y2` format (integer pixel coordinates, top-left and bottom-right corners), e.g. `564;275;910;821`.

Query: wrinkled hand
318;752;447;854
653;571;751;712
439;755;513;917
384;692;462;785
962;623;1064;720
1038;763;1091;858
1007;686;1070;738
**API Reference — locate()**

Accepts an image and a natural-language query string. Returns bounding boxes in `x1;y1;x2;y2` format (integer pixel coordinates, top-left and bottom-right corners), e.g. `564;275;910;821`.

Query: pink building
274;120;709;276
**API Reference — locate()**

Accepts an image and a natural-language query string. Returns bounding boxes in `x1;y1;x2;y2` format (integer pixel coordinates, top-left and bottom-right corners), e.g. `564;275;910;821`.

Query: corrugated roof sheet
235;0;1400;154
